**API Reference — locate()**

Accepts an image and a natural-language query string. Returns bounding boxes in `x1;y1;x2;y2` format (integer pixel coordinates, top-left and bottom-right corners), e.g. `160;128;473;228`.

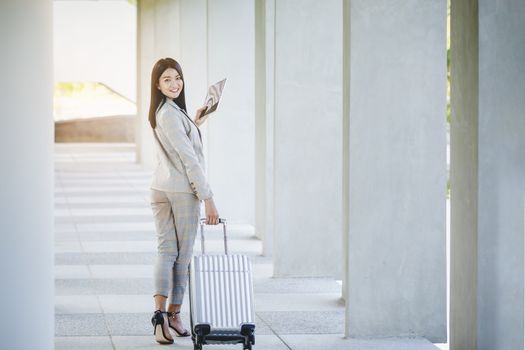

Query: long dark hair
148;58;187;128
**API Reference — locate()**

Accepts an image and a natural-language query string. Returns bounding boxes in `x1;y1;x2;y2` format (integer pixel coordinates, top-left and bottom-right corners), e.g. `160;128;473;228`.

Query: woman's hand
194;105;209;127
204;198;219;225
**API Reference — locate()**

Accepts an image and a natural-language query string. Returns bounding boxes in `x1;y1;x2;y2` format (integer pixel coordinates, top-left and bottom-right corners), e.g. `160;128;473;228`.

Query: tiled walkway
54;143;443;350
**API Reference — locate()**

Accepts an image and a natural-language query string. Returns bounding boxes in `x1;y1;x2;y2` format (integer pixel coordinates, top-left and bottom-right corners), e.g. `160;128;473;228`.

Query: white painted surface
271;0;343;278
477;1;525;348
344;0;447;341
0;1;54;348
206;0;256;225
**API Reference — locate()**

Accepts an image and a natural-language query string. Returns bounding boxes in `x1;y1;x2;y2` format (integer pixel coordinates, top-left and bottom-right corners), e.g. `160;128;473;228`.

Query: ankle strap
154;310;175;315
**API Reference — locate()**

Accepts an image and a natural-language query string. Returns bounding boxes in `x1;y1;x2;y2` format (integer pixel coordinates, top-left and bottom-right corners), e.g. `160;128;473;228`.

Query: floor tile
281;334;441;350
55;265;91;279
253;277;341;294
70;214;154;224
74;231;154;241
98;295;162;314
56;190;149;198
255;293;343;312
111;334;286;350
54;208;71;216
89;264;153;279
80;241;156;253
55;336;114;350
55;296;102;314
55;278;153;296
55;314;108;336
256;310;345;334
70;208;153;216
55;252;157;265
76;222;155;233
55;231;82;242
55;223;77;233
56;185;141;193
55;241;83;253
64;196;146;204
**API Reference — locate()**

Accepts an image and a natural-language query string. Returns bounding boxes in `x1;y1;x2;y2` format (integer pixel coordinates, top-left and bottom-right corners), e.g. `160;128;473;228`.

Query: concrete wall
477;0;525;348
0;0;54;348
206;0;255;225
272;0;343;277
344;0;447;341
450;0;478;348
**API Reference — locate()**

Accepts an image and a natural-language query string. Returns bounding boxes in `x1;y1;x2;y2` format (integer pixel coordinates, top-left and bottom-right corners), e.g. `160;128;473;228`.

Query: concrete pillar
450;0;478;348
343;0;447;341
476;0;525;348
137;0;183;168
206;0;255;225
342;0;351;303
263;0;276;258
0;1;54;349
271;0;343;277
178;0;208;143
450;1;525;349
254;0;267;243
255;0;275;255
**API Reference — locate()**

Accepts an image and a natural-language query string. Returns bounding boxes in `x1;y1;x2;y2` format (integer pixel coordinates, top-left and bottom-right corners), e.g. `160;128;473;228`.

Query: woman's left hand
194;105;209;127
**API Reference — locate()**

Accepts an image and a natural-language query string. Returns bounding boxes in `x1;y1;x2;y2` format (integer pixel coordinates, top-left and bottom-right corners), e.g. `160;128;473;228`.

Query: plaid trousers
151;189;200;304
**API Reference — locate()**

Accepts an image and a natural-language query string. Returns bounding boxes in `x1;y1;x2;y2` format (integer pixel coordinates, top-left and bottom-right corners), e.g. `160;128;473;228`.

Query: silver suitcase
189;218;256;350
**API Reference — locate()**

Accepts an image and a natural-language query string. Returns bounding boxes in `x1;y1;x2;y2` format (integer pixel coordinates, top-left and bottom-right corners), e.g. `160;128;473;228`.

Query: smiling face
157;68;183;100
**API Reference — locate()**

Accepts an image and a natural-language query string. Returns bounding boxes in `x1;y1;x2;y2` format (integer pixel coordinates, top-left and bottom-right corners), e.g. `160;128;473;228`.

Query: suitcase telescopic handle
199;218;228;255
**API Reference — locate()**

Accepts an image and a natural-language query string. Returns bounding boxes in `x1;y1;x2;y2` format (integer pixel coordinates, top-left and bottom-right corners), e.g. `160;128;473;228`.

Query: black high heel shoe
167;311;190;337
151;310;174;344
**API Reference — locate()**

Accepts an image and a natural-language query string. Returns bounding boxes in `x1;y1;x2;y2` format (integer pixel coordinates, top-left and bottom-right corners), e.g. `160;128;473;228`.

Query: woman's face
157;68;183;100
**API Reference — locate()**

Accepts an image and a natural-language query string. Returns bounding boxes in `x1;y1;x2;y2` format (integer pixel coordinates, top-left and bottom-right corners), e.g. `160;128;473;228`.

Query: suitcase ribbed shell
190;254;255;329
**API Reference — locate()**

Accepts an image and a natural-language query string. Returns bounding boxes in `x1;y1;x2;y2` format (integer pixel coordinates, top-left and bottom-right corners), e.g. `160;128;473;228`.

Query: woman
148;58;219;344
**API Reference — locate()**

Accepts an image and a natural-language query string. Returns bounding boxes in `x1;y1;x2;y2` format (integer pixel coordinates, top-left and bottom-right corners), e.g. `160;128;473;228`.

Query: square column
477;0;525;346
206;0;255;225
450;1;525;349
343;0;447;341
449;0;478;348
0;1;54;349
254;0;272;252
271;0;343;277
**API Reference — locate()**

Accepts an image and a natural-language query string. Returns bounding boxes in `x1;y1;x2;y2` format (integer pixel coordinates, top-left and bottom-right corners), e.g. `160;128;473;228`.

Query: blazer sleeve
156;110;213;200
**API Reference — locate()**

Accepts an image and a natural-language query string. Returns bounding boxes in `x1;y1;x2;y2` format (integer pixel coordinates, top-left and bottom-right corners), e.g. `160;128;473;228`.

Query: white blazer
150;98;213;200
